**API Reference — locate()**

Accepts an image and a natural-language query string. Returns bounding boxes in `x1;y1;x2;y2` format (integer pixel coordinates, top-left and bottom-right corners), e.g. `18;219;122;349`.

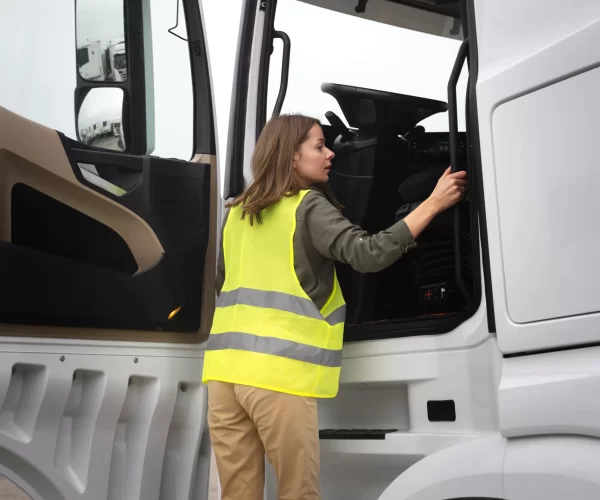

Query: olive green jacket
216;189;416;309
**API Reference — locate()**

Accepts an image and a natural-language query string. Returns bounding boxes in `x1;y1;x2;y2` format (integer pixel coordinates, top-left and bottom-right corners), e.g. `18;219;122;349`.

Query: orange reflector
168;306;182;320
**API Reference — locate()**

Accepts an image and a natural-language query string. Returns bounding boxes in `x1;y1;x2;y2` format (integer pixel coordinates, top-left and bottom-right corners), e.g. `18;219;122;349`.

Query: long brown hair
229;113;342;224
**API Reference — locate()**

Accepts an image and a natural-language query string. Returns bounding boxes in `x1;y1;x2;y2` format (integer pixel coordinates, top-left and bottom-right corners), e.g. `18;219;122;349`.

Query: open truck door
0;0;218;498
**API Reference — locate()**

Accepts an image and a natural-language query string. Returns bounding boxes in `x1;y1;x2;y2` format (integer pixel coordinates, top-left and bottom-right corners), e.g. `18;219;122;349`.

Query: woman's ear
292;151;300;169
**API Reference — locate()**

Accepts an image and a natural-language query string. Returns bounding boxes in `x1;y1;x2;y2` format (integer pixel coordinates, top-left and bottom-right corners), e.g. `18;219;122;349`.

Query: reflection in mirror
78;88;126;152
76;0;127;82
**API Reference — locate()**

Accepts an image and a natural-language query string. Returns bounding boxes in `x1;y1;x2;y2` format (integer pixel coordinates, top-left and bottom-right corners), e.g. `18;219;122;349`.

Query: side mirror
77;88;126;152
76;0;127;83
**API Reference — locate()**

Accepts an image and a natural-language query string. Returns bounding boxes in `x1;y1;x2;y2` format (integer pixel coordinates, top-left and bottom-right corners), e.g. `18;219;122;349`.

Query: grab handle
447;38;471;305
271;31;291;118
448;38;469;173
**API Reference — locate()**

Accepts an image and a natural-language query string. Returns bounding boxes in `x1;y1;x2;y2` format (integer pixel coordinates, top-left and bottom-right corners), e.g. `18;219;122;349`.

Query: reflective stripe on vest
206;331;342;367
216;288;346;326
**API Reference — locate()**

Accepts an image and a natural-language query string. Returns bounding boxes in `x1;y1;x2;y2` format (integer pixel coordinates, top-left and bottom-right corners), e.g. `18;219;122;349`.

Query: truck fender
377;436;507;500
502;435;600;500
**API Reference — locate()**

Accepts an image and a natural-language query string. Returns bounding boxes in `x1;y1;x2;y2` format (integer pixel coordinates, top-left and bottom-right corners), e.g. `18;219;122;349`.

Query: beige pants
207;381;321;500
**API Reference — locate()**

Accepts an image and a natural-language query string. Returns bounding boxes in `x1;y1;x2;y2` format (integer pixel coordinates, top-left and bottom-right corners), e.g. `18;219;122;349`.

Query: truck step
319;429;398;440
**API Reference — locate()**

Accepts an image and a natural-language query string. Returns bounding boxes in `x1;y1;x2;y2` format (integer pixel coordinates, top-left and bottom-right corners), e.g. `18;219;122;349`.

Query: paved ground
0;476;29;499
87;134;123;151
0;454;220;499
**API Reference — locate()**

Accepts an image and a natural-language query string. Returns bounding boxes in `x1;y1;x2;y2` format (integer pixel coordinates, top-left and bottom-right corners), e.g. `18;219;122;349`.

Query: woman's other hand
427;166;468;214
403;166;468;240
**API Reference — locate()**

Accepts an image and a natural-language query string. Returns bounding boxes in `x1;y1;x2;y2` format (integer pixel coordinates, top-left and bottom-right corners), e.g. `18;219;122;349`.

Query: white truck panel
265;339;502;500
0;345;209;500
500;346;600;439
377;436;506;500
504;436;600;500
493;65;600;324
474;0;600;353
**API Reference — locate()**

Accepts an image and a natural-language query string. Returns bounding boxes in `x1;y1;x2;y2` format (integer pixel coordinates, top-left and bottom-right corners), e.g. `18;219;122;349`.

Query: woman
202;114;467;500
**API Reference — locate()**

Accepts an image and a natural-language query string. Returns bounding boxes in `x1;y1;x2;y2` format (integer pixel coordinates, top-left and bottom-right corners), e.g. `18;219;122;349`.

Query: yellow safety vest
202;190;346;398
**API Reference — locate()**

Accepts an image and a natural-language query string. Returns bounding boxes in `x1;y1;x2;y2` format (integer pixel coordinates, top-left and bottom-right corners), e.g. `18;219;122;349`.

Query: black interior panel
12;183;138;275
0;240;182;330
1;136;212;332
387;0;462;19
321;84;473;336
328;126;472;329
147;157;211;330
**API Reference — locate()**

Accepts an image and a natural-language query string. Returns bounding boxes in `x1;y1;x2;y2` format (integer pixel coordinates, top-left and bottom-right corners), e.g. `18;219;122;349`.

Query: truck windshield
114;54;126;70
268;0;468;132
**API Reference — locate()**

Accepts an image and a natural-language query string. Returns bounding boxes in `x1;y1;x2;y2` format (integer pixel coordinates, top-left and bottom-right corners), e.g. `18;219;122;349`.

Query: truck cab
107;39;127;82
1;0;600;499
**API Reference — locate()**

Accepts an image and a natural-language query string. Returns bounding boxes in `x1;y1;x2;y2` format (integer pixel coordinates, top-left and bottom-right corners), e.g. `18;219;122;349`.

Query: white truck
0;0;599;499
112;119;125;150
106;39;127;82
76;40;105;81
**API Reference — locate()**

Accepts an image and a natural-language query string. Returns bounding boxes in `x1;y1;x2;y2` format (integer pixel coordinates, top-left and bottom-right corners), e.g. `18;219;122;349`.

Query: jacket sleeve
301;190;417;273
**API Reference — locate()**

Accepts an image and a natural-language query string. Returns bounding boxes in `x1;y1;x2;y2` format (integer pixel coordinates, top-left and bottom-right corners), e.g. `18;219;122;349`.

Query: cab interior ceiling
319;82;475;341
296;0;463;40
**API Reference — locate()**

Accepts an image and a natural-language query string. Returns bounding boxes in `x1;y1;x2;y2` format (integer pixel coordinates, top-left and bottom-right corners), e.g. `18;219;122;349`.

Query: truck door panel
0;105;213;336
0;0;218;498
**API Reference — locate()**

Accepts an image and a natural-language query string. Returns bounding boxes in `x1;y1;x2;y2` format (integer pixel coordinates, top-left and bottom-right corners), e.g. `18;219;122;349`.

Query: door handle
271;31;291;118
447;37;471;306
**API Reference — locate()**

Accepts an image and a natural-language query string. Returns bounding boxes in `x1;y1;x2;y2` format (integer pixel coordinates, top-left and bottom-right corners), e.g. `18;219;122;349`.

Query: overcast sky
76;0;125;49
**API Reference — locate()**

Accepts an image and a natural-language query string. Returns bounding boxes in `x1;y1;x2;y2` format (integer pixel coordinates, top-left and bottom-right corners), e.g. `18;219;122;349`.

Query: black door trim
224;0;260;199
255;0;278;139
462;0;496;333
183;0;217;156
